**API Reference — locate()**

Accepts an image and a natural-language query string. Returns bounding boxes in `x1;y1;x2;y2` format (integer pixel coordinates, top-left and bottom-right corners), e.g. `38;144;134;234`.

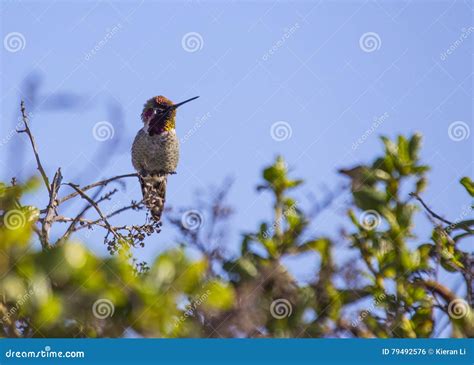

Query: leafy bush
0;134;472;338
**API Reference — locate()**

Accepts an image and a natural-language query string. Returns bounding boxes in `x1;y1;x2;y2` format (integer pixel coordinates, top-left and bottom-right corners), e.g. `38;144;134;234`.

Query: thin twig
415;279;457;304
41;168;62;248
57;173;138;204
64;183;121;240
13;102;157;254
54;200;143;232
0;303;21;337
57;186;105;244
410;193;453;226
54;215;142;232
17;101;51;193
410;192;473;234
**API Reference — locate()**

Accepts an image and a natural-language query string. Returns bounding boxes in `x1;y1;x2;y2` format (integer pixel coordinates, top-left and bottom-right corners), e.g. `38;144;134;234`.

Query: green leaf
235;258;258;278
381;136;397;156
411;306;433;337
286;179;303;189
460;177;474;197
353;188;387;211
201;281;235;311
263;165;284;185
299;238;330;253
415;177;427;194
298;239;331;261
176;260;208;293
397;135;410;163
408;133;422;161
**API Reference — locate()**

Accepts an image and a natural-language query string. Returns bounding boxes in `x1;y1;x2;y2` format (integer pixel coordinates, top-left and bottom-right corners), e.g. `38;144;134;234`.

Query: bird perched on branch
132;95;199;222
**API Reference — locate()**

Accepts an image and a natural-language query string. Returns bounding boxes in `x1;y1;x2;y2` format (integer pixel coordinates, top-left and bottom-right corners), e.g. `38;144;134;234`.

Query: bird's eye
143;108;154;120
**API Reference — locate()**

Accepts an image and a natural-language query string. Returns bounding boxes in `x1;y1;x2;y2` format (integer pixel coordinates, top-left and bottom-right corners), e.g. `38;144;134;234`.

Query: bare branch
336;318;375;338
56;185;106;244
410;193;454;226
64;183;121;240
167;178;234;267
17;101;51;193
410;192;473;234
416;279;457;304
56;200;143;232
57;173;138;204
12;97;158;255
41;168;62;248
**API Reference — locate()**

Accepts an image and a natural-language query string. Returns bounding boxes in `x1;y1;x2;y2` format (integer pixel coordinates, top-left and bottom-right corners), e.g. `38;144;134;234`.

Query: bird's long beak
172;96;200;109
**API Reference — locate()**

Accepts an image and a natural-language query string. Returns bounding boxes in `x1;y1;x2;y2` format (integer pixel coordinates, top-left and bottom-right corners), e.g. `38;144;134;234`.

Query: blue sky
1;0;472;286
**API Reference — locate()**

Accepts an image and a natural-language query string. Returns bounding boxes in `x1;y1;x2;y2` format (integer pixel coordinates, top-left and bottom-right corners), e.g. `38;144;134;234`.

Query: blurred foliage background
0;132;473;338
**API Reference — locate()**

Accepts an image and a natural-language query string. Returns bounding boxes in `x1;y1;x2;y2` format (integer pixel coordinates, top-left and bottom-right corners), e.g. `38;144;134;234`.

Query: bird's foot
141;169;177;177
157;170;176;176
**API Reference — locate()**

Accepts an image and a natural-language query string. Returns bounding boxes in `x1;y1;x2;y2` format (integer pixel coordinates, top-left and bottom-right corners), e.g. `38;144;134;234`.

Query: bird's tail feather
140;174;167;222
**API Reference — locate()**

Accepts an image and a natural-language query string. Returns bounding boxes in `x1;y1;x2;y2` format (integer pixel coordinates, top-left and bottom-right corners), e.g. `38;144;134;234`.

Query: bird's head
141;95;199;136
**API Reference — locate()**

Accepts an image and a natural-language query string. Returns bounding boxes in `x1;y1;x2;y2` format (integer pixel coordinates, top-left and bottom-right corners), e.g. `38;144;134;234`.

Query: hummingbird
132;95;199;222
